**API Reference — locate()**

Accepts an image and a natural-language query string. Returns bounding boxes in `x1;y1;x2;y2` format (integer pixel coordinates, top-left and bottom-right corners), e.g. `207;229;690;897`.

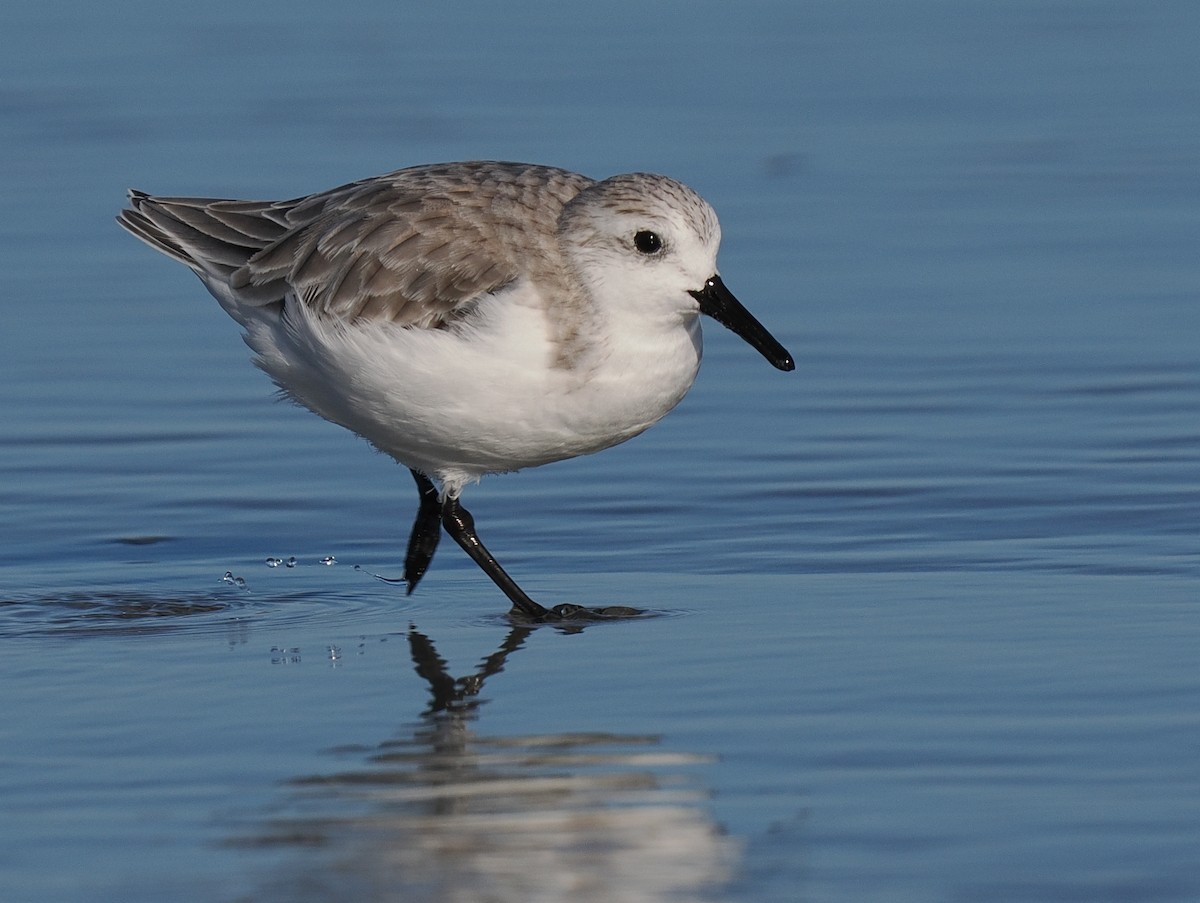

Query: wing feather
119;161;593;328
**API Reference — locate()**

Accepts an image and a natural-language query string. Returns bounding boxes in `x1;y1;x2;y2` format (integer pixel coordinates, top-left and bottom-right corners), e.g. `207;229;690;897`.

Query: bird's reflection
233;625;738;902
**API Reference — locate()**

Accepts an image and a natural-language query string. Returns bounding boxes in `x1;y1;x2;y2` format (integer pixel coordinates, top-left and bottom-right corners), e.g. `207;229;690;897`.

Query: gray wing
118;162;592;328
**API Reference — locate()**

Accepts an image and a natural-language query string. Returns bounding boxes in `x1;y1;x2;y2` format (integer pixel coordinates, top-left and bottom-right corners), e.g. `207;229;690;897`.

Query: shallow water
3;1;1199;901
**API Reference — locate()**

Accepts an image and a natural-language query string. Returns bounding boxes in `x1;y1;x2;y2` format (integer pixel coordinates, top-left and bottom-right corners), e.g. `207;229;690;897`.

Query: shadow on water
229;624;739;903
0;567;405;640
0;589;252;639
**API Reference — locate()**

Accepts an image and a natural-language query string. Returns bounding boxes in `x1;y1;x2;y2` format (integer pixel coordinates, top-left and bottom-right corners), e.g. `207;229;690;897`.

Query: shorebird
118;161;794;621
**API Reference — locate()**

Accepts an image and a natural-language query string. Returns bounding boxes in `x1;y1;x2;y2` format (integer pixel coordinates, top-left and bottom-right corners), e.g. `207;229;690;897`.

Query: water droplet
320;555;336;566
352;564;405;584
328;645;341;661
265;557;283;568
285;556;297;568
270;646;301;664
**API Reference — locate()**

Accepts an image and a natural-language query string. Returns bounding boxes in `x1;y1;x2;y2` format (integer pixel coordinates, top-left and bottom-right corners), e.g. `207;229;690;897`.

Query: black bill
689;275;795;371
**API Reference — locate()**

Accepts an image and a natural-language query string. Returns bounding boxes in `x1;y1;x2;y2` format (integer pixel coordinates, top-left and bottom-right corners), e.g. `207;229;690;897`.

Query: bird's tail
116;190;292;282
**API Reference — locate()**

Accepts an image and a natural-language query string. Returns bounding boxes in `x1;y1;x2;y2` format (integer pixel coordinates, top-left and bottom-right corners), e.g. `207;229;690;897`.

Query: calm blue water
2;1;1198;901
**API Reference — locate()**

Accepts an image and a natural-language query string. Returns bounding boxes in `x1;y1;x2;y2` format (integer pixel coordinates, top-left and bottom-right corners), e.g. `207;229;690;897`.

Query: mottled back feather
118;161;594;328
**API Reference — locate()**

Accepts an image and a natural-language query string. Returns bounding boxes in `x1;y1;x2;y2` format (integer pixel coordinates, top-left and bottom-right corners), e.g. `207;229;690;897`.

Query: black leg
440;496;551;620
402;478;641;624
403;469;443;595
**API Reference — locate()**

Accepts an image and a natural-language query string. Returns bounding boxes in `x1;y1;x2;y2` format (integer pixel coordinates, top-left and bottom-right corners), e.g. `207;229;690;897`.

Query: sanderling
118;161;794;622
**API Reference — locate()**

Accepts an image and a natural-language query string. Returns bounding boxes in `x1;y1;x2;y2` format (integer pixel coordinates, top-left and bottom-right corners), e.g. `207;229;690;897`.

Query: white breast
239;284;704;496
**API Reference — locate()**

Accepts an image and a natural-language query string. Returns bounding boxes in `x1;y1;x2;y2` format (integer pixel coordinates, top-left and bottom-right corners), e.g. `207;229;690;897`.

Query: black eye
633;230;663;255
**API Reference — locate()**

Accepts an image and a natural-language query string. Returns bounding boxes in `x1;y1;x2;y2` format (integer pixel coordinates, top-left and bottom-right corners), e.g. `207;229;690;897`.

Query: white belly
240;291;704;495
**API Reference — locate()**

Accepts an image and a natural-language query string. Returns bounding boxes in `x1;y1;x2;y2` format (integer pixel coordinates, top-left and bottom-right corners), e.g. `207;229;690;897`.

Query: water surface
2;1;1198;901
